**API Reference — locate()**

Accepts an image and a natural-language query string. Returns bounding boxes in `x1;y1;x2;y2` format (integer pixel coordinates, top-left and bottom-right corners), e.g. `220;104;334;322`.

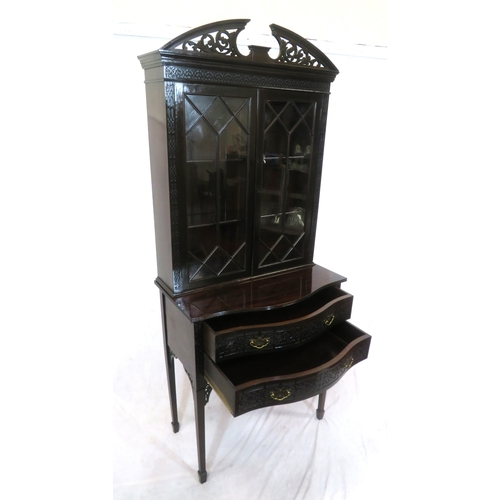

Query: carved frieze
163;65;330;92
216;296;352;360
236;346;364;416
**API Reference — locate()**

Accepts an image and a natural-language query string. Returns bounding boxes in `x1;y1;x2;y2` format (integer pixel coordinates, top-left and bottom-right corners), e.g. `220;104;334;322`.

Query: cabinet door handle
324;314;335;326
249;336;270;349
270;388;291;401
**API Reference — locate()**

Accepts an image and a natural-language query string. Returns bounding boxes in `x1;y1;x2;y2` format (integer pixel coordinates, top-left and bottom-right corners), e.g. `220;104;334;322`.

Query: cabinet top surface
157;264;346;322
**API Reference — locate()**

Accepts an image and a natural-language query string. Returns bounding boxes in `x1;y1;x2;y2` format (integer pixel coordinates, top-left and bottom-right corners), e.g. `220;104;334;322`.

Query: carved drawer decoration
203;285;353;362
203;322;371;417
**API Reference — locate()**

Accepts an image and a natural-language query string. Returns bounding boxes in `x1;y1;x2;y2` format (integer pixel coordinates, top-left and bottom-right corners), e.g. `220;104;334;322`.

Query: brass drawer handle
249;336;270;349
270;388;291;401
324;314;335;326
344;356;354;370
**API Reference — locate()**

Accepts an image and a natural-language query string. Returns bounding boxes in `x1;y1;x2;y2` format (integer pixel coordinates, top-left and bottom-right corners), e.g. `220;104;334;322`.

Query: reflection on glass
184;93;251;282
186;161;216;226
258;100;315;269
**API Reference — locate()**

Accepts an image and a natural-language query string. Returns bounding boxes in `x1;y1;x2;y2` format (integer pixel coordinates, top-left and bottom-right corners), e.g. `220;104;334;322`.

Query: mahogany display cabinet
138;19;371;483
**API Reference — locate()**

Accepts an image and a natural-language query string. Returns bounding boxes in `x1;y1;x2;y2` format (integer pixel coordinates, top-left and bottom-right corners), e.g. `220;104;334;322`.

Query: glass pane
283;207;306;234
235;104;249;132
226;97;251;134
204;98;232;133
187;223;247;282
295;102;315;128
220;221;246;269
290;121;313;173
279;103;299;131
288;170;308;198
184;99;199;132
258;98;316;269
189;95;217;114
183;91;252;282
185;95;217;132
186;119;217;161
264;101;286;129
188;226;216;260
221;118;248;162
188;225;216;281
186;161;216;226
264;112;288;158
220;158;247;223
262;159;283;192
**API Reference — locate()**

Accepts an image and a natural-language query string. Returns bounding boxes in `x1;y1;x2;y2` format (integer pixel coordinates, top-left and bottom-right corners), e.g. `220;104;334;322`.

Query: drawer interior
205;285;348;333
215;322;365;387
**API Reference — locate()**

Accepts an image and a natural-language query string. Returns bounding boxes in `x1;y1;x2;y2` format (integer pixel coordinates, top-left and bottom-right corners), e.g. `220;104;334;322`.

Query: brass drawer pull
344;356;354;370
249;336;271;349
270;388;291;401
324;314;335;326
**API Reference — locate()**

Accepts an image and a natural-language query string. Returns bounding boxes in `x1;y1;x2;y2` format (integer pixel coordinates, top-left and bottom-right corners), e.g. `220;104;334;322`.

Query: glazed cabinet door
254;90;326;274
177;84;257;291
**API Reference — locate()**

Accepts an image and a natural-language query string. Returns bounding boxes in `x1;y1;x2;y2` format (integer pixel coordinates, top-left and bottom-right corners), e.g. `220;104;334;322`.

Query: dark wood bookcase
138;19;371;483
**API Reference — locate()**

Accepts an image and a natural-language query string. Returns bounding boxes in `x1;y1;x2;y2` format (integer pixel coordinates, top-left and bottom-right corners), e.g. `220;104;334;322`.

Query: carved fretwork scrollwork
270;24;338;71
204;381;213;405
159;19;339;74
182;30;240;56
161;19;249;58
276;36;323;67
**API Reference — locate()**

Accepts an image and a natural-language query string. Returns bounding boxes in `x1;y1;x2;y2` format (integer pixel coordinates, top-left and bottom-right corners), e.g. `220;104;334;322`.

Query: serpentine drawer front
204;322;371;417
203;286;353;362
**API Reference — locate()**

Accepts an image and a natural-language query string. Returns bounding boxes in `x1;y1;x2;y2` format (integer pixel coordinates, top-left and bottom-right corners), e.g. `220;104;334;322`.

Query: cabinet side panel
144;76;173;290
308;93;330;260
165;297;195;374
165;297;207;389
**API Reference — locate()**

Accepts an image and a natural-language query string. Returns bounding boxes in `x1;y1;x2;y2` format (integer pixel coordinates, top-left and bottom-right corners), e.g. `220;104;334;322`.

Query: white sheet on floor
113;307;387;500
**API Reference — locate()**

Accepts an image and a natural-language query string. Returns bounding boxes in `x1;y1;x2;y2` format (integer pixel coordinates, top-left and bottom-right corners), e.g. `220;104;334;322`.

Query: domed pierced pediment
160;19;338;73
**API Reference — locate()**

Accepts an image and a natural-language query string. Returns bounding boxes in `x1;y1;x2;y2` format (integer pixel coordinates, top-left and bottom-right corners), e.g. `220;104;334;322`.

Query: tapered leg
166;346;179;432
316;391;327;420
194;387;207;483
160;291;179;433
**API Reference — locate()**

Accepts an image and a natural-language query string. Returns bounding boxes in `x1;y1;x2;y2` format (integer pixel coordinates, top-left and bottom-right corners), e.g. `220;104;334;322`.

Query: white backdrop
111;33;389;499
2;7;499;499
111;25;500;499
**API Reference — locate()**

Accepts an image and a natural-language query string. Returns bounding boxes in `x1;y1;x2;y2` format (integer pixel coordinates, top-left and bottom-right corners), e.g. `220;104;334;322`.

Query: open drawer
204;321;371;417
203;285;353;362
